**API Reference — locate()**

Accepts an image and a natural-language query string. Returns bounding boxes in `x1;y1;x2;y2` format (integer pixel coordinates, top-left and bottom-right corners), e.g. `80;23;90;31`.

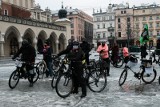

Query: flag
140;24;149;44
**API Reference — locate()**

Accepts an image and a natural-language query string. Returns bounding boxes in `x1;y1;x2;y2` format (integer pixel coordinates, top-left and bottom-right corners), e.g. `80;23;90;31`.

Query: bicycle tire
119;69;128;86
37;62;46;79
87;70;107;92
55;72;73;98
113;56;124;68
141;68;157;84
51;71;59;89
89;60;97;69
8;70;20;89
28;67;39;83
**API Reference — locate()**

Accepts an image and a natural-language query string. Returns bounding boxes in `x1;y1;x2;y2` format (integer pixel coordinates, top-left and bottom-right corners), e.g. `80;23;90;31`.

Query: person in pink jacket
97;41;110;76
122;45;129;63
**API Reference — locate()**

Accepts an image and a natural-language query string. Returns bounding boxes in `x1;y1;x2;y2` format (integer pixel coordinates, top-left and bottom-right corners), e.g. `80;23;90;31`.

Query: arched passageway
37;30;47;53
23;28;36;46
4;26;20;56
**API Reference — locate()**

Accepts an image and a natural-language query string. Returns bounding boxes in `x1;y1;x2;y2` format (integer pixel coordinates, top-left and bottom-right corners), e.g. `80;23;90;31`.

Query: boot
72;87;78;94
81;85;86;98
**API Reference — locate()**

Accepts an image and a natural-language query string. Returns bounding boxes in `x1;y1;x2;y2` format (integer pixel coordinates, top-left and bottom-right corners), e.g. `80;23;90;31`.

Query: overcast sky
35;0;160;16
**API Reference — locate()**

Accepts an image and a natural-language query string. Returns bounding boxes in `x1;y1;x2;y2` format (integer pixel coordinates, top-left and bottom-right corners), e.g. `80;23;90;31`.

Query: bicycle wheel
89;60;97;69
28;67;39;83
37;62;46;79
119;69;128;86
55;72;73;98
8;70;20;89
88;70;107;92
114;56;124;68
51;71;59;88
141;68;157;84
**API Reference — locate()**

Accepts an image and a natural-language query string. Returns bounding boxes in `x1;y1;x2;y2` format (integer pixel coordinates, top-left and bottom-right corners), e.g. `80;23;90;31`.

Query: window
37;13;40;20
103;33;106;38
102;16;105;21
157;31;160;36
127;17;130;22
156;16;160;20
71;30;74;34
118;32;121;37
118;24;121;29
142;10;145;13
149;16;153;20
97;34;100;38
97;17;100;21
143;17;146;21
97;25;100;29
109;16;112;20
4;10;8;15
121;11;123;14
149;23;153;28
124;10;126;14
103;23;105;28
110;32;113;37
156;23;160;27
71;24;74;28
118;18;120;23
110;23;112;27
70;12;72;15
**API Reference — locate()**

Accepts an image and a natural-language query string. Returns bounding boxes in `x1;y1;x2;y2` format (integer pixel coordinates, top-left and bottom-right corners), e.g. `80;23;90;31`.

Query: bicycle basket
142;59;152;68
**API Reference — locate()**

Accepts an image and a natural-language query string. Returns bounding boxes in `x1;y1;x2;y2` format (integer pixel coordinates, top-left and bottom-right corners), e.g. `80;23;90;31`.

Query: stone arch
23;28;36;46
50;32;58;54
4;26;21;56
37;30;47;53
59;33;66;52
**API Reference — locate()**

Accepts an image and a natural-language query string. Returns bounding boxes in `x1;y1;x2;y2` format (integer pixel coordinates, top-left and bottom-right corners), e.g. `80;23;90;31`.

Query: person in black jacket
55;41;87;98
43;40;53;77
140;43;147;59
12;39;36;87
80;38;91;65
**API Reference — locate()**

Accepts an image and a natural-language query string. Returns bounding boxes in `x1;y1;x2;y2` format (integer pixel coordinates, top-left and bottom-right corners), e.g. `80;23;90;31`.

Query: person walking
80;38;91;65
12;39;36;87
111;42;119;66
43;39;53;78
97;41;110;76
140;43;148;59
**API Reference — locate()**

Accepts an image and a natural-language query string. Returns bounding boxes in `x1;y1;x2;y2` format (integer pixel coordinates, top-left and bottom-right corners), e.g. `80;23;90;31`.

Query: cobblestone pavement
1;55;160;107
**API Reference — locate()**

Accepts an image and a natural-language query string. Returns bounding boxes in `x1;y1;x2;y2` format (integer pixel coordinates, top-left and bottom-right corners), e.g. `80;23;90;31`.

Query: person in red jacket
122;44;129;64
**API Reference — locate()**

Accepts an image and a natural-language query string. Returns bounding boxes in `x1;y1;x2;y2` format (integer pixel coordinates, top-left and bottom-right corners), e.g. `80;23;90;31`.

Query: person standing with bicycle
55;40;87;98
97;41;110;76
43;39;53;78
12;39;36;87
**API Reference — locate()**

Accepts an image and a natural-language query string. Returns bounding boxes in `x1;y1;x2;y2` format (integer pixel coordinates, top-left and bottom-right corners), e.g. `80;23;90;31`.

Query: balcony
108;27;114;32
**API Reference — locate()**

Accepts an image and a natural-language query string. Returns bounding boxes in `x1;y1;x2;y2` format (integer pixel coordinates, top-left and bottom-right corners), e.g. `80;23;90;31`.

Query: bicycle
36;58;47;79
55;57;107;98
119;55;157;86
109;51;124;68
8;58;39;89
51;55;68;88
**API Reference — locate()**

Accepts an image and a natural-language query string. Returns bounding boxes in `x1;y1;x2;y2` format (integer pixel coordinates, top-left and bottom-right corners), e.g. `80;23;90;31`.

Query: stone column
33;38;37;51
56;40;59;54
0;33;5;57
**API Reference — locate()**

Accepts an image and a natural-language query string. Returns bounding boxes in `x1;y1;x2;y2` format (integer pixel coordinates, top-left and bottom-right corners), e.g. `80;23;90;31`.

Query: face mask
102;43;105;46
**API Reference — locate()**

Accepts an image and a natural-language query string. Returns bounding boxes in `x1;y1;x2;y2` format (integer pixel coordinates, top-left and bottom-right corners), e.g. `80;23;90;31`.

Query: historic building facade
92;3;126;47
0;0;71;57
115;4;160;47
52;7;93;44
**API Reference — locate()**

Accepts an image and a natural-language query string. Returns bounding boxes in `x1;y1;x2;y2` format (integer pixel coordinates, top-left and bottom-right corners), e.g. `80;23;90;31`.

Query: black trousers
71;62;86;95
102;58;110;75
